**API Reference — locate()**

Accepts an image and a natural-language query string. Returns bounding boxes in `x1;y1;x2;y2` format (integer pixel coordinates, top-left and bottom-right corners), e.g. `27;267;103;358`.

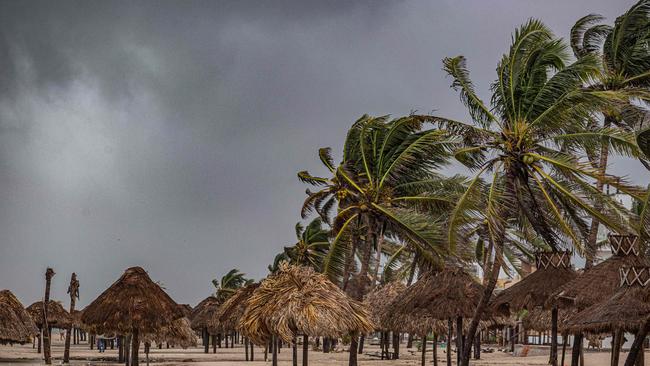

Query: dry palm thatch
491;251;576;315
190;296;221;333
239;263;374;345
387;267;485;322
363;281;406;331
143;317;197;349
0;290;38;345
26;300;72;329
178;304;193;318
210;283;259;332
81;266;183;335
566;266;650;334
550;235;649;310
522;306;577;333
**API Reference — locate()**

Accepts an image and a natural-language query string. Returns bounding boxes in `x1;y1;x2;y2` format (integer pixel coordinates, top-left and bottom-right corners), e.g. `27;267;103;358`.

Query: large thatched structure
26;300;73;329
551;235;648;311
239;263;374;345
143;317;197;349
0;290;38;345
567;266;650;334
492;251;576;315
81;266;183;366
178;304;193;319
190;296;221;333
522;306;577;333
211;283;259;332
363;281;406;331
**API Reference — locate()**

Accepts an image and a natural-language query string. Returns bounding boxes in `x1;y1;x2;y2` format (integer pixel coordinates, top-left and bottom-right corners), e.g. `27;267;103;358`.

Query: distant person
98;338;106;353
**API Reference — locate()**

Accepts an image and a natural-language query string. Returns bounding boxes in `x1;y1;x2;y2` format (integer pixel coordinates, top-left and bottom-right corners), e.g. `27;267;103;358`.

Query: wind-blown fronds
26;300;72;329
0;290;38;345
239;263;374;345
81;267;183;335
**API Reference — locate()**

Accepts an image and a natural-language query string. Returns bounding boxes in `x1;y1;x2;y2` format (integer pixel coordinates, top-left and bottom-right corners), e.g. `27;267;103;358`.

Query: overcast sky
0;0;646;309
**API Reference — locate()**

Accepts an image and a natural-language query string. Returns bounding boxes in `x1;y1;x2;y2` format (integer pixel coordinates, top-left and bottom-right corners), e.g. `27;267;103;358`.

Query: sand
0;336;641;365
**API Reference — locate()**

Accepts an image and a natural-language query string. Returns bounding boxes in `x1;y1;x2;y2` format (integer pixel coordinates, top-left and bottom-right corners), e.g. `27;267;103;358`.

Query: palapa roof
387;266;486;323
522;306;577;333
239;263;374;345
178;304;193;318
189;296;221;332
81;266;183;335
363;281;406;331
491;251;576;315
143;317;197;349
567;266;650;334
210;283;259;332
550;235;648;310
0;290;38;345
26;300;72;329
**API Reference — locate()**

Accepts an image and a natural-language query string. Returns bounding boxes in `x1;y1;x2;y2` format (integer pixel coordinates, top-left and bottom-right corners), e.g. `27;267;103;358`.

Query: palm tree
213;269;251;302
570;0;650;267
283;218;330;270
63;273;79;364
43;268;55;365
300;116;466;366
433;19;641;366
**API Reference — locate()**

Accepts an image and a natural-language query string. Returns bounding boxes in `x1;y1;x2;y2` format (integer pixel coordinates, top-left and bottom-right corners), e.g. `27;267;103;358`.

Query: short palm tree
212;269;251;302
570;0;650;266
282;218;330;270
433;19;641;366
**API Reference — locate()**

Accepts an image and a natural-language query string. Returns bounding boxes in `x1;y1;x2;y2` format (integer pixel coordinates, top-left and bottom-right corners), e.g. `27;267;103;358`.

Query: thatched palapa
0;290;38;345
81;266;183;335
550;235;648;310
491;251;576;315
522;306;577;333
143;317;197;349
567;266;650;333
26;300;72;329
190;296;221;333
178;304;193;318
239;263;374;345
363;281;406;331
210;283;259;332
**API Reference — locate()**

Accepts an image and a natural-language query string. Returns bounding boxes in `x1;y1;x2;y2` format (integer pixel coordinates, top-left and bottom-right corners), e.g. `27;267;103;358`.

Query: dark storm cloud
0;0;644;308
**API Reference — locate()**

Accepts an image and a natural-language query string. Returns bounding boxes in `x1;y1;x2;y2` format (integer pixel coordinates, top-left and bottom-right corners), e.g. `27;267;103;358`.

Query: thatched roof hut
143;317;197;349
0;290;38;345
178;304;193;318
363;281;406;331
210;283;259;332
491;251;576;315
190;296;221;333
239;263;374;345
522;306;577;333
26;300;72;329
81;266;183;336
567;266;650;334
550;235;648;310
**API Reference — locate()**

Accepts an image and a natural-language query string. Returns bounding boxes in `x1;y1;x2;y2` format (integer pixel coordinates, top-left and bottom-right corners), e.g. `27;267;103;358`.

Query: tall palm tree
570;0;650;267
300;116;466;366
212;269;251;302
43;268;55;365
63;273;79;364
282;218;330;270
433;19;642;366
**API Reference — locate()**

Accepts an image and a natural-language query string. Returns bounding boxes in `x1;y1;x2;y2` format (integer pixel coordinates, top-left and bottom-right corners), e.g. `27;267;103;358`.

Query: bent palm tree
571;0;650;266
283;218;330;270
433;19;641;366
213;269;252;303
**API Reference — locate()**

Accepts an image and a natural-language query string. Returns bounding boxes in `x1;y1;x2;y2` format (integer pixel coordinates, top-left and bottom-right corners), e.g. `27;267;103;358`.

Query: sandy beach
0;336;641;366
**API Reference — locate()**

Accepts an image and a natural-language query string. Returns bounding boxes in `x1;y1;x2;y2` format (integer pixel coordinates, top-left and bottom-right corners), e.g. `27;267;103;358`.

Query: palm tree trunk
550;306;558;366
460;243;503;366
131;329;140;366
302;334;309;366
624;322;649;366
64;275;78;364
474;330;481;359
43;268;54;365
348;333;358;366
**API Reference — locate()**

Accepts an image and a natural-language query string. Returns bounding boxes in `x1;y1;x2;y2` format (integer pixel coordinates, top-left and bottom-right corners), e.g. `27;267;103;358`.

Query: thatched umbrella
178;304;193;318
491;250;576;366
239;263;373;366
190;295;221;353
386;267;485;366
26;300;73;330
144;317;197;349
550;235;648;366
567;265;650;366
81;266;183;366
363;281;407;360
0;290;38;345
210;283;259;361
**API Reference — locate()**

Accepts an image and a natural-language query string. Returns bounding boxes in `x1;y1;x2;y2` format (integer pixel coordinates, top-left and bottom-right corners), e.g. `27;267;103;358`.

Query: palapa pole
245;337;249;361
432;333;438;366
612;329;623;366
421;333;427;366
571;333;582;366
456;316;463;365
624;321;649;366
302;334;308;366
212;334;217;353
561;333;567;366
64;272;79;364
392;331;399;359
292;335;297;366
43;268;55;365
272;335;278;366
446;319;452;366
131;328;140;366
550;306;558;366
125;335;131;366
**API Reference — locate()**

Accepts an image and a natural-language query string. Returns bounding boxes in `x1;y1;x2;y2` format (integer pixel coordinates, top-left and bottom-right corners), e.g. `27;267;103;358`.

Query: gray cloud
0;0;644;308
